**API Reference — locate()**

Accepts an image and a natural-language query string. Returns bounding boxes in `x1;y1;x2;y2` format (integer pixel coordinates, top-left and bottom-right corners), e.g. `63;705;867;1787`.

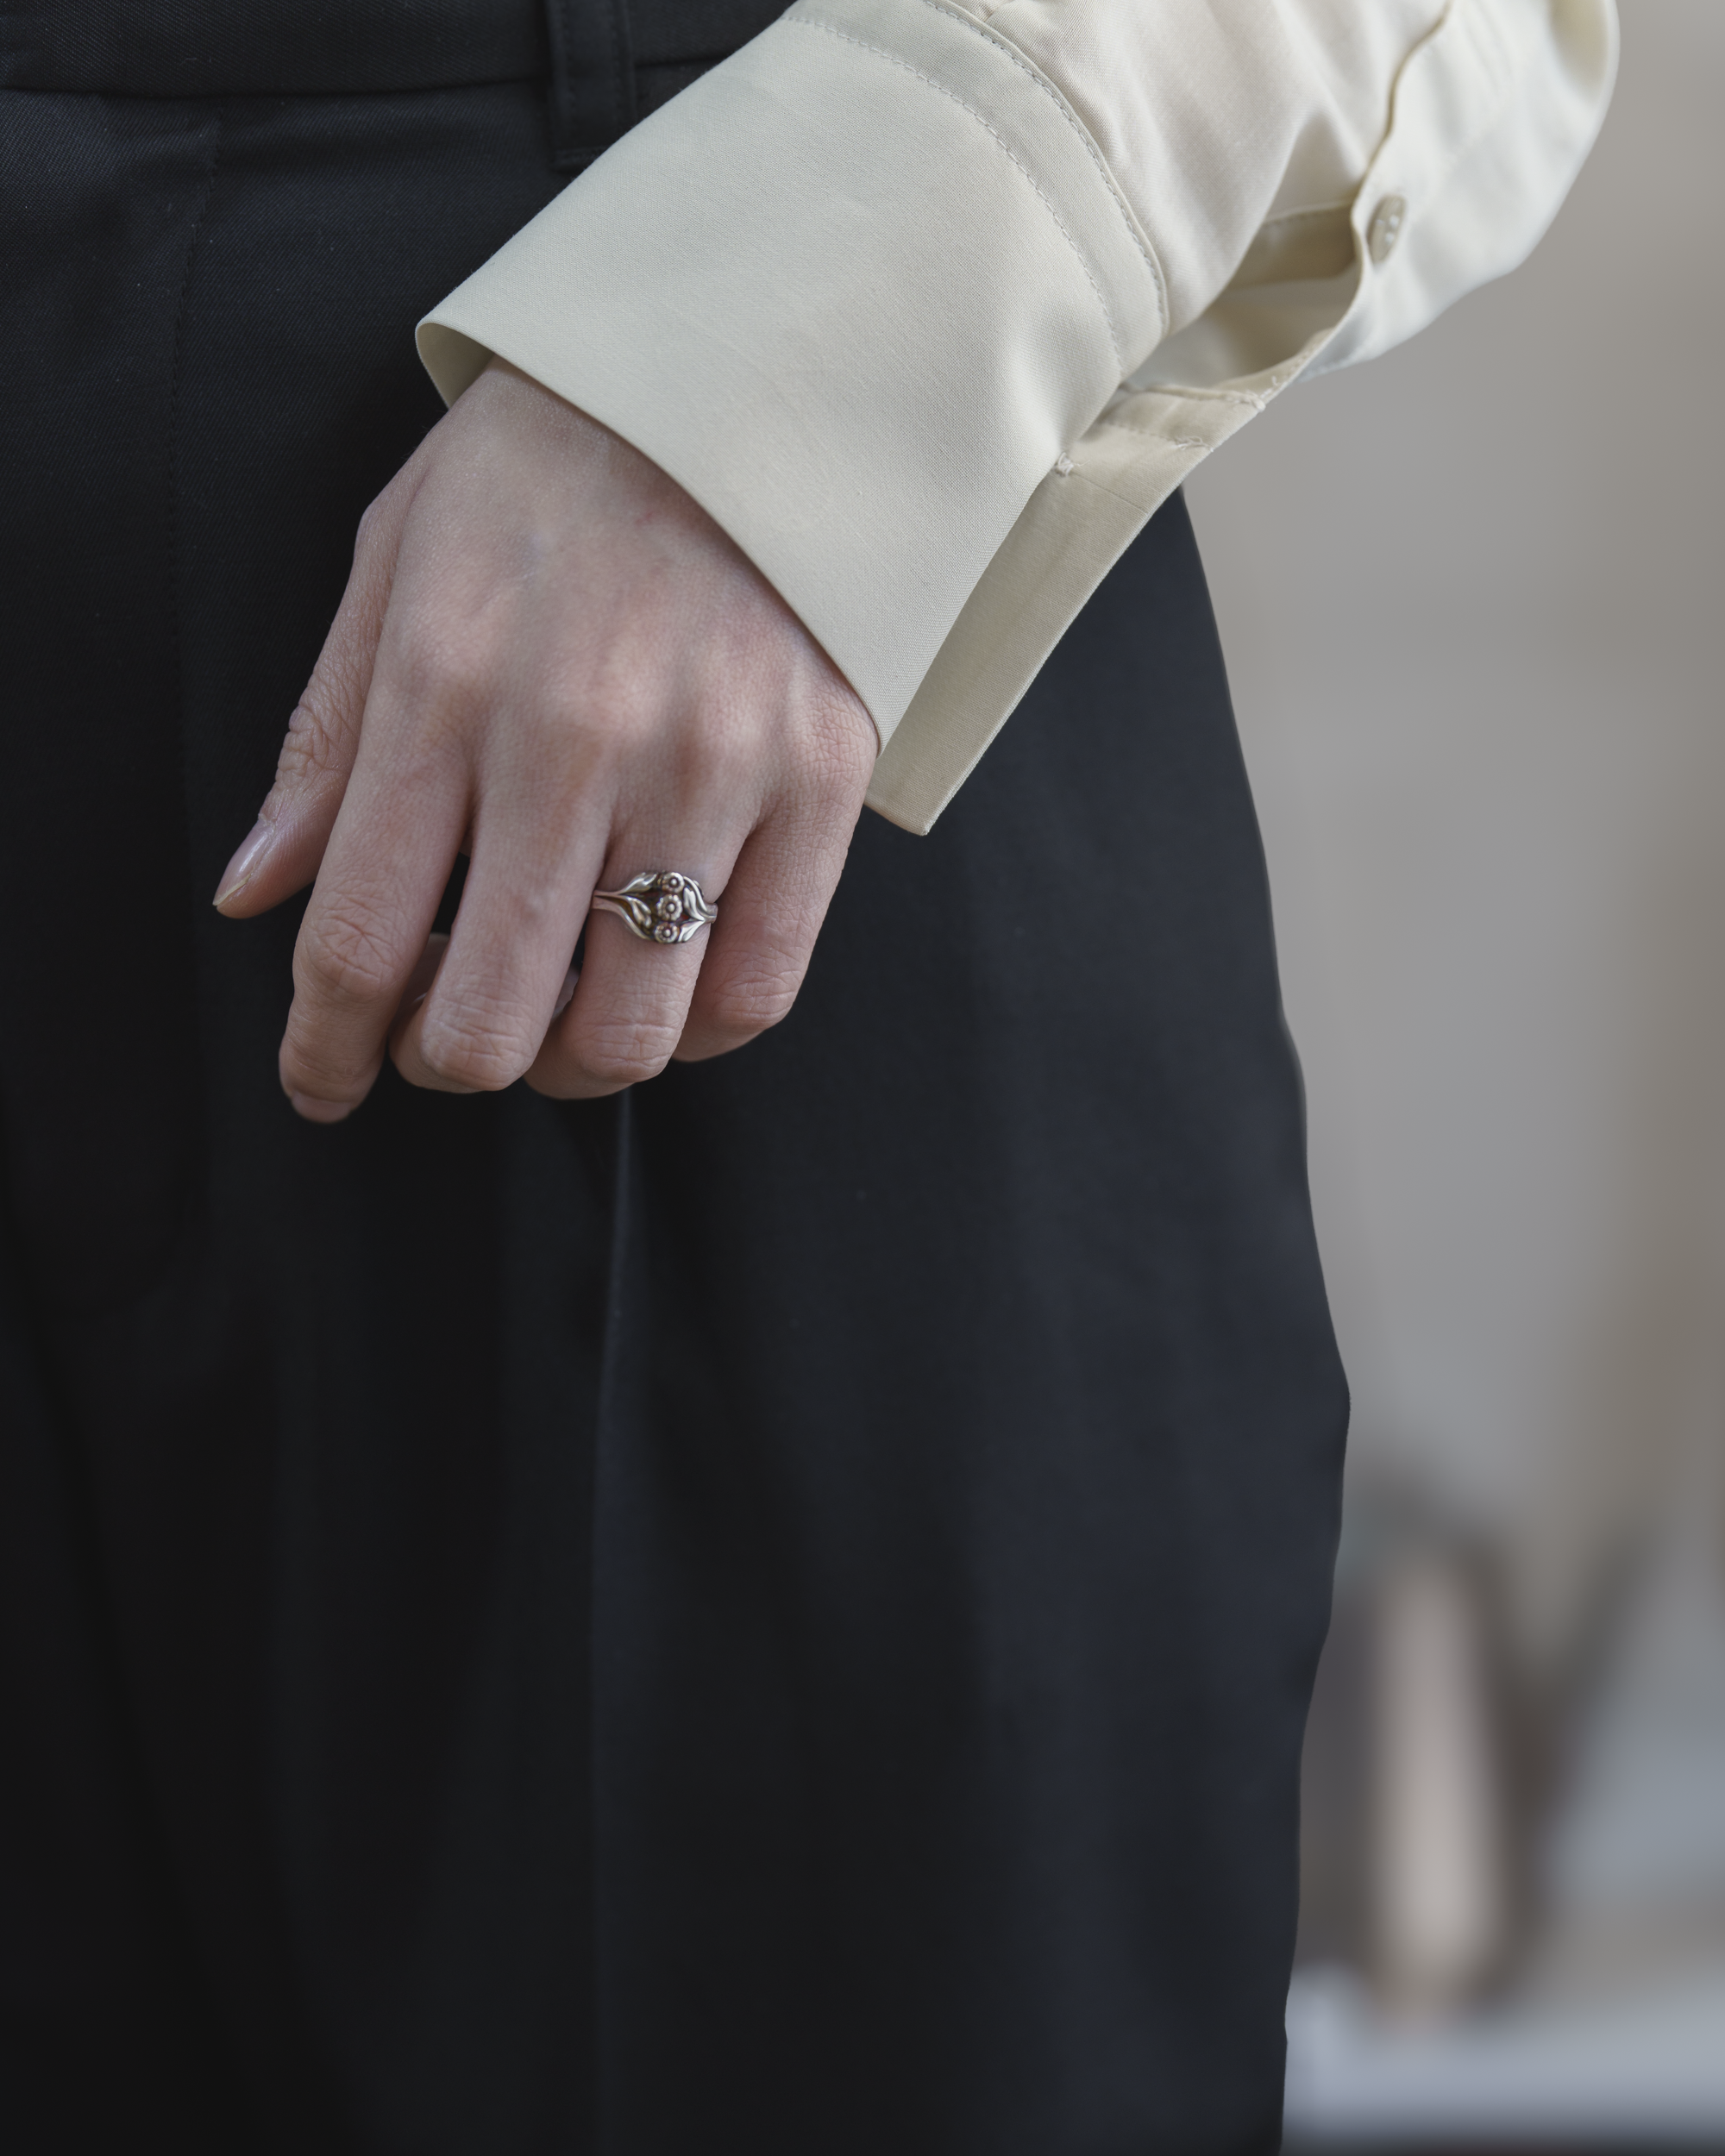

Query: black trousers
1;4;1348;2149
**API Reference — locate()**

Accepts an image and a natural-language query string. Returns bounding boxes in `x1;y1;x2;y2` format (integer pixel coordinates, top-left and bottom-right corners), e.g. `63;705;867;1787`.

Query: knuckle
416;999;536;1093
704;953;803;1042
584;651;654;736
273;698;340;790
577;1016;681;1089
297;901;405;1006
392;624;493;721
683;716;759;794
279;1019;374;1102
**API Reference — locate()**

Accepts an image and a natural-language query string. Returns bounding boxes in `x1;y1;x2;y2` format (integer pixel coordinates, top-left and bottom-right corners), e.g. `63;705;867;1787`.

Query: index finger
215;479;411;919
278;691;469;1120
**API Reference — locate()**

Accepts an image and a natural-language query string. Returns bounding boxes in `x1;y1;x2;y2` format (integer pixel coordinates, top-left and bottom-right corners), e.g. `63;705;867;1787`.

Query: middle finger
390;790;609;1096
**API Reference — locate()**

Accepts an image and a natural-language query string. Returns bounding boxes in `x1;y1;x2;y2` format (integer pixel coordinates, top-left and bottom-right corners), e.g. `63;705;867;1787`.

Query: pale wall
1185;0;1725;1670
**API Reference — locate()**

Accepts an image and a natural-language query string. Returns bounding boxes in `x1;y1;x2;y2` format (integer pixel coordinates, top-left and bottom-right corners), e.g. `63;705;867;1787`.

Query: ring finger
525;839;737;1100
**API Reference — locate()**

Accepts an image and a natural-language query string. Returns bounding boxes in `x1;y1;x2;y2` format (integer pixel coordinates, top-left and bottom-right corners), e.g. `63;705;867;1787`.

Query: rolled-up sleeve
417;0;1617;832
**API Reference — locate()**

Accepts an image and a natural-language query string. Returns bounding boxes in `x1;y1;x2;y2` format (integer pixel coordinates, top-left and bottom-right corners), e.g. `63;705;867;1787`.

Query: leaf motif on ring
590;870;718;945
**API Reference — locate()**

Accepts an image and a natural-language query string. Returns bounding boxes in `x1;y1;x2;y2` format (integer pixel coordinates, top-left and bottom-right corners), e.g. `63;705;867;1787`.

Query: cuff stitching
787;16;1127;372
910;0;1168;338
1095;398;1260;427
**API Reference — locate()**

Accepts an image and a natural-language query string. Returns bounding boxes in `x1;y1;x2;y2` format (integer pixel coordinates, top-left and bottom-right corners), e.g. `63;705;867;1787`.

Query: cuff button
1367;193;1408;266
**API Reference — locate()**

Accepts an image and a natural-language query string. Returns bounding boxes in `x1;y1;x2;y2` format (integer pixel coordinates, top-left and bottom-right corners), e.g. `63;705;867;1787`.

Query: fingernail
287;1091;352;1125
214;818;273;907
553;966;579;1018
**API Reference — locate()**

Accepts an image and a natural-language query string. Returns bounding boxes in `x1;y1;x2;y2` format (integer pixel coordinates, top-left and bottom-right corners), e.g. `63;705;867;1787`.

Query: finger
278;694;469;1121
215;477;414;917
672;797;856;1065
386;928;580;1083
525;845;738;1100
389;807;603;1097
386;932;453;1050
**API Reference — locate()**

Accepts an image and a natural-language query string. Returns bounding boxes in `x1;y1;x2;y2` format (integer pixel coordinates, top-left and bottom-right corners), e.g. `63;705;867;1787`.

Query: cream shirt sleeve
417;0;1617;834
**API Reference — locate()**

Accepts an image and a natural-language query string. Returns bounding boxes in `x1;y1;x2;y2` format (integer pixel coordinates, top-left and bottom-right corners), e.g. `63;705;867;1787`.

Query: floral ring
590;869;718;947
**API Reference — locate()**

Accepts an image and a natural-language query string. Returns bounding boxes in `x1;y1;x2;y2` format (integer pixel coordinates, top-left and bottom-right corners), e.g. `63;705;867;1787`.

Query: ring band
591;869;718;946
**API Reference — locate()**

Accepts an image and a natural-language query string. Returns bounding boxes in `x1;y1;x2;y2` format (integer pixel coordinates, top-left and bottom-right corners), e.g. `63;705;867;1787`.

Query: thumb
213;481;410;917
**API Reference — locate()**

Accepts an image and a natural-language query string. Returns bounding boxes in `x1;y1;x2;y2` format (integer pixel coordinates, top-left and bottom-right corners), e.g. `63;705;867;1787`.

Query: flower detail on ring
590;869;718;946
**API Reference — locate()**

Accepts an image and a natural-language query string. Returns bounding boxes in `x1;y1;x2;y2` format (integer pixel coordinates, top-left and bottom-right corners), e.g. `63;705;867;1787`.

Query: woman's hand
213;360;878;1122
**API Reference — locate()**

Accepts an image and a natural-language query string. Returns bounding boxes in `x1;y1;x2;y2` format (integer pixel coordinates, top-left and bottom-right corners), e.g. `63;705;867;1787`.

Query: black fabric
0;0;551;94
0;0;787;126
546;0;637;169
1;11;1347;2153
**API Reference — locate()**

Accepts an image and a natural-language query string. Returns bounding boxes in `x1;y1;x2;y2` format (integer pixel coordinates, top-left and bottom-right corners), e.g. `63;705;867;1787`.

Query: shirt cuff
417;0;1165;827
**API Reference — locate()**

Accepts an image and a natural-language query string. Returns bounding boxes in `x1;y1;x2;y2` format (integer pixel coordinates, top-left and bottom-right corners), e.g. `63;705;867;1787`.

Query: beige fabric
418;0;1617;833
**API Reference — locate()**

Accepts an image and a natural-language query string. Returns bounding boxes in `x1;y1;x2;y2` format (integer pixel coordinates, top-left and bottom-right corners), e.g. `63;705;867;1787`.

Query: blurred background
1183;3;1725;2147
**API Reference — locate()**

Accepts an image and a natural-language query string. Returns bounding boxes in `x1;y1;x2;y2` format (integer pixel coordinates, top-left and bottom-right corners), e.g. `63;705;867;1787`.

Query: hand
213;360;878;1122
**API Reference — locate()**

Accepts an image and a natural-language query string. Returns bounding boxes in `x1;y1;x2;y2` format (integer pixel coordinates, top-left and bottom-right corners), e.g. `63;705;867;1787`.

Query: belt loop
545;0;637;173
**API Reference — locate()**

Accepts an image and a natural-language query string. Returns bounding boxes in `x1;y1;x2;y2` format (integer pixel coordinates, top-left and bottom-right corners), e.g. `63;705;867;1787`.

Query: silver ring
590;869;718;946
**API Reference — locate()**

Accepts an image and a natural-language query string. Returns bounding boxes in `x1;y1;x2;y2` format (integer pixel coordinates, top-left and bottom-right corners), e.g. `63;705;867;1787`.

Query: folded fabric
419;0;1617;832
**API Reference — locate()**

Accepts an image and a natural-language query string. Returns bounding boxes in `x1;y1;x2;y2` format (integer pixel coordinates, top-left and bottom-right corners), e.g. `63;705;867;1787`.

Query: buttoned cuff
419;0;1616;832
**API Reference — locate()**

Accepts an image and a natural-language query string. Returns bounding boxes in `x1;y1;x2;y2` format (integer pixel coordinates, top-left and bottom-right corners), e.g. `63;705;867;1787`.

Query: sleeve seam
785;15;1129;373
905;0;1169;338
